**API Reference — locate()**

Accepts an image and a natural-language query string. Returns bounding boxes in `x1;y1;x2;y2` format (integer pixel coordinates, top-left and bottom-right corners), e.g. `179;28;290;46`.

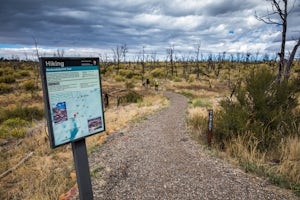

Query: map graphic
46;65;105;146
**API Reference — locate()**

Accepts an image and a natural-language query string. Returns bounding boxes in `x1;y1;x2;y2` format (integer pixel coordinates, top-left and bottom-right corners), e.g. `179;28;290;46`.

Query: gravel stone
89;92;297;200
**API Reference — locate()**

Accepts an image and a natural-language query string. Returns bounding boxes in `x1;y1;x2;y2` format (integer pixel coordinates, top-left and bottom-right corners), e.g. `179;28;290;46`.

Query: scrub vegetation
0;59;168;200
184;60;300;196
0;55;299;199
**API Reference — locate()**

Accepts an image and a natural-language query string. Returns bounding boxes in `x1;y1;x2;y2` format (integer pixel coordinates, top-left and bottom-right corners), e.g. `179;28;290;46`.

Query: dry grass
221;135;300;193
169;78;228;109
1;61;299;198
0;87;167;199
0;124;75;200
223;133;266;166
0;63;168;200
187;107;208;143
277;136;300;184
99;93;168;134
168;78;229;97
188;107;207;129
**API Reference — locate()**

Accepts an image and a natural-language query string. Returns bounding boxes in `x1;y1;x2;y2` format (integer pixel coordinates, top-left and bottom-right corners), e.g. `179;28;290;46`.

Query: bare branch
255;11;282;25
271;0;285;20
32;37;40;59
287;0;296;15
121;44;128;62
0;152;34;179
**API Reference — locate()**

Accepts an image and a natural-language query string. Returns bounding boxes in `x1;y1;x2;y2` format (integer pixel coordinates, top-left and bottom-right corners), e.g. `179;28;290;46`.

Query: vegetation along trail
89;91;297;199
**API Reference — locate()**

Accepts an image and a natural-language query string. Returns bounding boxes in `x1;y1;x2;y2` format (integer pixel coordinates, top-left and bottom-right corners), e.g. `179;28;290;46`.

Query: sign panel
40;57;105;148
208;109;213;132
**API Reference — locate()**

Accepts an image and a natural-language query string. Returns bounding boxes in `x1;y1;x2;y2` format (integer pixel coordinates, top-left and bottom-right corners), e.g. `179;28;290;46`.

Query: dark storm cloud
204;0;256;16
1;0;131;47
1;0;251;47
0;0;299;59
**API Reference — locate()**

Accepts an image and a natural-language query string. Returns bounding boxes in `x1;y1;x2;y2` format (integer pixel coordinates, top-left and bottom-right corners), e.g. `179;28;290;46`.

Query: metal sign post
72;139;93;200
207;109;213;146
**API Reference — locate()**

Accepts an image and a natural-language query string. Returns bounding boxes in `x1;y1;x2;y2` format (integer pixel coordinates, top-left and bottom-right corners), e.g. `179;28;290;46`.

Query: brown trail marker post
207;109;213;146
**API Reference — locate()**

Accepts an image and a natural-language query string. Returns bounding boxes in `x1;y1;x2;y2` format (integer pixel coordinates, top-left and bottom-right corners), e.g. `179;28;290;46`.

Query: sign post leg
72;139;93;200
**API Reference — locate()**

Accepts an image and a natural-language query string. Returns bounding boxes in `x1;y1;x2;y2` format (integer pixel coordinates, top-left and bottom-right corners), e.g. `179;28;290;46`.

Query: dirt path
89;92;297;199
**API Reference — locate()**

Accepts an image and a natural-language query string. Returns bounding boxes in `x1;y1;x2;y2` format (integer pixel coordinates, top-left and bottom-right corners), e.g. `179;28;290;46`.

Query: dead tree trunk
284;38;300;79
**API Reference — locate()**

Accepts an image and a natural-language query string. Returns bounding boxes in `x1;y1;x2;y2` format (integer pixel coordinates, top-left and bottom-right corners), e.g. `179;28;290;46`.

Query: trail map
42;61;105;147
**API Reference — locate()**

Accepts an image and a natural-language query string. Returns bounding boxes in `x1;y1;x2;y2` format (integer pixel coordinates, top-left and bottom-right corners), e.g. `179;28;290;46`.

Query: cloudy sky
0;0;299;60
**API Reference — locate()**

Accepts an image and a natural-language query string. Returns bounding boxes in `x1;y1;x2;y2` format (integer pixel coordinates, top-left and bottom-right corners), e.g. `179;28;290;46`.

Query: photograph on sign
40;57;105;148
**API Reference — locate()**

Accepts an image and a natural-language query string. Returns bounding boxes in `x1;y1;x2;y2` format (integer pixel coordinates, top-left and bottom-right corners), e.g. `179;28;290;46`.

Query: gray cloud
204;0;256;16
0;0;299;59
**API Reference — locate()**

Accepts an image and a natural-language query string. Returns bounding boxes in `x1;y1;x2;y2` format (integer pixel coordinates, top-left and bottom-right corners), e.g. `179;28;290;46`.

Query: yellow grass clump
188;107;207;130
277;136;300;184
187;107;209;143
224;132;266;165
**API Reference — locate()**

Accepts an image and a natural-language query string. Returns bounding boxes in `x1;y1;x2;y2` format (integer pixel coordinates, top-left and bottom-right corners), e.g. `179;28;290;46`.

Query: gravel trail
89;92;297;200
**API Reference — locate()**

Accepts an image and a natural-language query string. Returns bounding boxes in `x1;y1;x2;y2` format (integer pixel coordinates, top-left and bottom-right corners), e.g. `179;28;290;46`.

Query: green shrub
0;118;29;138
0;108;5;123
180;91;195;99
215;70;300;151
18;70;31;77
132;75;142;81
294;65;300;73
0;68;14;76
173;77;182;82
125;81;135;89
0;74;15;84
0;83;13;94
114;75;124;82
119;91;142;104
0;105;44;123
23;80;36;91
2;117;28;127
119;69;127;76
101;66;114;76
193;98;211;108
150;68;165;78
188;76;195;83
214;100;249;146
119;69;135;79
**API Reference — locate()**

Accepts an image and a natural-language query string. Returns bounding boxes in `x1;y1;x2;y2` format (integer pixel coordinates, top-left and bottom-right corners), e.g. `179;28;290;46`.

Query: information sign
40;57;105;148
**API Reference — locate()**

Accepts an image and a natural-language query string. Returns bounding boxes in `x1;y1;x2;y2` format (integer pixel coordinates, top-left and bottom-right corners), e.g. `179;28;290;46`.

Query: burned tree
121;44;128;66
195;43;201;79
166;45;175;76
141;46;146;75
112;45;122;74
256;0;300;81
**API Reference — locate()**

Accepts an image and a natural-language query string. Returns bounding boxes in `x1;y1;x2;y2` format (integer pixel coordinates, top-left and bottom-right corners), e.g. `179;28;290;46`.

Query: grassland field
0;59;299;199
